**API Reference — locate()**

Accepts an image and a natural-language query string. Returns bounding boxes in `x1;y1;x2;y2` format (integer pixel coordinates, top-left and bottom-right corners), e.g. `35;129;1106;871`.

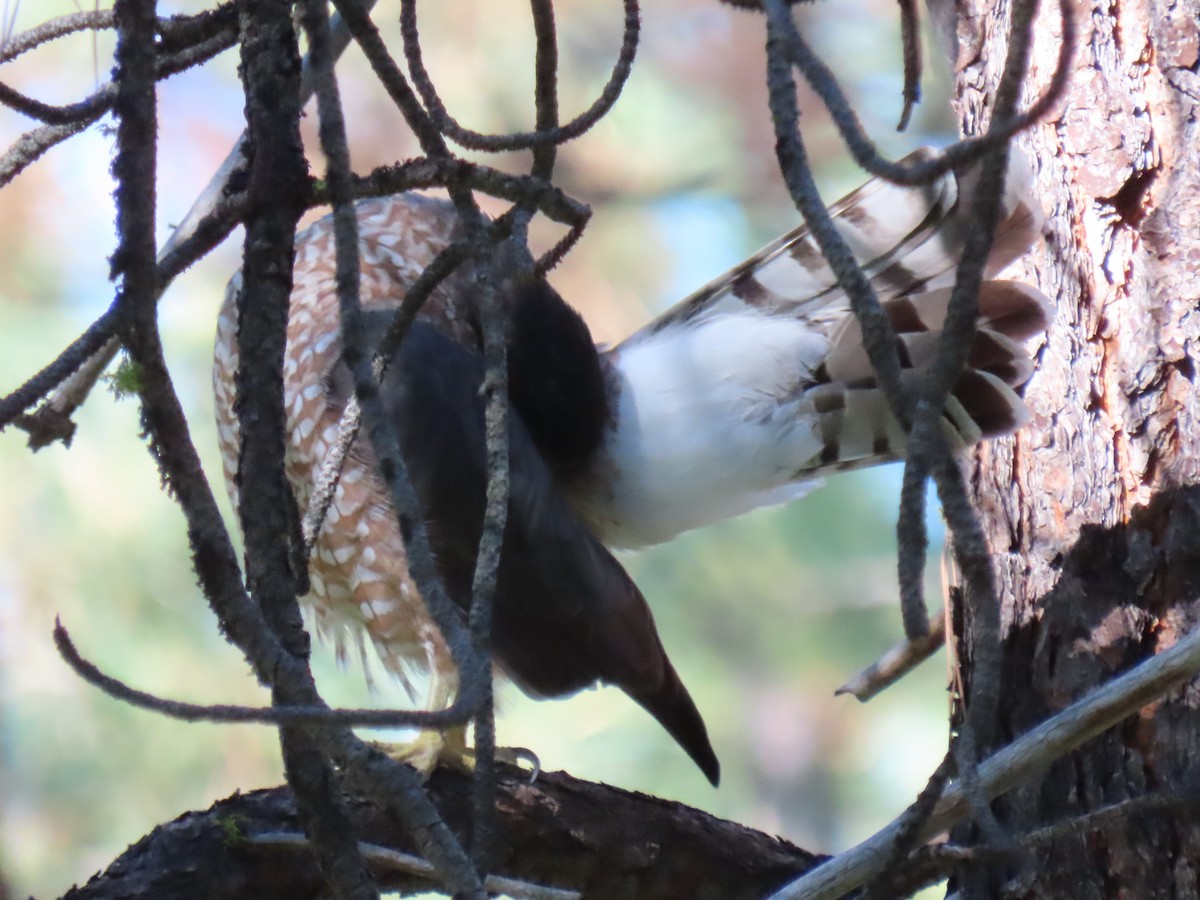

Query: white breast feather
599;311;830;548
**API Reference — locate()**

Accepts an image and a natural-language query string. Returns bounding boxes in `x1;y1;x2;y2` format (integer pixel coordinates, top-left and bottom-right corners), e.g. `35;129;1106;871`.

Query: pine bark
953;0;1200;893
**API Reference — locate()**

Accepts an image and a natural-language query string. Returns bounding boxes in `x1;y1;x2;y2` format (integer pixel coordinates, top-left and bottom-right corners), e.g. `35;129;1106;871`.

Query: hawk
213;150;1049;786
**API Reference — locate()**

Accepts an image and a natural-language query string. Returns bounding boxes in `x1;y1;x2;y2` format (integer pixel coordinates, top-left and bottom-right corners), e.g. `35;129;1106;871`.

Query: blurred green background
0;0;959;895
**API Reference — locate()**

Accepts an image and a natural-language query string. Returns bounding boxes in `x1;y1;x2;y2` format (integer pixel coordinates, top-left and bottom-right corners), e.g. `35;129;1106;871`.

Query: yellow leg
373;671;540;780
382;723;472;777
373;670;473;778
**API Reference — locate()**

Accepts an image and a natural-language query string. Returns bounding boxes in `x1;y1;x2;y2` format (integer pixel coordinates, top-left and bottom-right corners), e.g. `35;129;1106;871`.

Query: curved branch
0;5;236;64
53;618;496;730
7;1;374;448
774;0;1076;188
398;0;640;153
0;29;237;184
64;773;823;900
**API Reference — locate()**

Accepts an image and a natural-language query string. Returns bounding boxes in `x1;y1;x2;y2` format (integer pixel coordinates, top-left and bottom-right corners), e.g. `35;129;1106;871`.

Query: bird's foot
372;726;471;779
372;729;540;782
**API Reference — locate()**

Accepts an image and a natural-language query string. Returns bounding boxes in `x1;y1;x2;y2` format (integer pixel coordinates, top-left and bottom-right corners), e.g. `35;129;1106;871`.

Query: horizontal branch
63;769;824;900
345;159;588;227
248;833;580;900
53;618;474;729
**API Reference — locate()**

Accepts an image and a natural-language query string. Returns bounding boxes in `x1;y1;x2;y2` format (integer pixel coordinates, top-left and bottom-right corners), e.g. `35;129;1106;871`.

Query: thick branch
62;769;824;900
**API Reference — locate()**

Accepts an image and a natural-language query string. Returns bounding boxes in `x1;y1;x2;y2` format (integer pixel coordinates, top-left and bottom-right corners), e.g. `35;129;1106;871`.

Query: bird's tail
801;278;1053;477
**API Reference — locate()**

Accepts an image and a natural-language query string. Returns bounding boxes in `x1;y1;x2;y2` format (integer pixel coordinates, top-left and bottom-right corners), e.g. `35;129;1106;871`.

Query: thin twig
333;0;446;157
896;0;921;131
248;832;582;900
302;3;489;894
775;0;1075;188
464;246;515;875
0;5;235;64
0;306;122;435
0;26;234;132
0;9;112;62
766;593;1200;899
881;792;1200;898
918;0;1044;764
461;0;571;856
300;235;474;555
4;184;245;440
346;159;589;226
835;613;946;701
762;0;1047;876
53;617;487;729
859;752;954;900
885;0;1044;877
761;0;913;430
0;115;95;186
11;1;375;448
1020;792;1200;847
308;0;487;732
398;0;639;153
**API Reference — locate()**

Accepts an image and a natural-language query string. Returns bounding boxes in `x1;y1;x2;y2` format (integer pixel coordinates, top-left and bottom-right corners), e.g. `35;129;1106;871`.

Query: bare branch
767;557;1200;899
301;2;491;892
248;833;582;900
0;306;122;438
905;0;1044;775
0;114;96;185
63;775;823;900
896;0;921;131
771;0;1076;187
346;160;589;226
52;617;494;729
0;9;113;62
306;0;488;731
0;27;235;140
4;184;245;438
397;0;639;153
836;613;946;701
859;753;955;900
0;5;236;64
12;1;375;449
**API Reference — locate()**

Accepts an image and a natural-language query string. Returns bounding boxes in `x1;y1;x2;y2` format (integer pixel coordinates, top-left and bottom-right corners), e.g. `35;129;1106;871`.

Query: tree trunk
953;0;1200;893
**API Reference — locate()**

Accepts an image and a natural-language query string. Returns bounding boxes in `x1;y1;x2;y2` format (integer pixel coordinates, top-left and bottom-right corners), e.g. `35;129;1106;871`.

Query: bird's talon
371;727;472;780
505;746;541;783
370;733;541;783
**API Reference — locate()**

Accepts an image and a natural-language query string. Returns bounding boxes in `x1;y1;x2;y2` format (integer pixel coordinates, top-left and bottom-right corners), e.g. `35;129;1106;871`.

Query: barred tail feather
803;368;1029;478
590;149;1051;547
821;279;1052;386
802;277;1051;477
623;147;1046;345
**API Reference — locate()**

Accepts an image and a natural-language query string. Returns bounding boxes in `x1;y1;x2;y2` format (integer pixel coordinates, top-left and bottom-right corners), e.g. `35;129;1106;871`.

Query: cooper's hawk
213;150;1049;786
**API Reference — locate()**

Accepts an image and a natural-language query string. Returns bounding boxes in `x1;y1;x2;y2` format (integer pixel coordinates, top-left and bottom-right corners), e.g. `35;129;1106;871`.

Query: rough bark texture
59;767;823;900
952;0;1200;893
